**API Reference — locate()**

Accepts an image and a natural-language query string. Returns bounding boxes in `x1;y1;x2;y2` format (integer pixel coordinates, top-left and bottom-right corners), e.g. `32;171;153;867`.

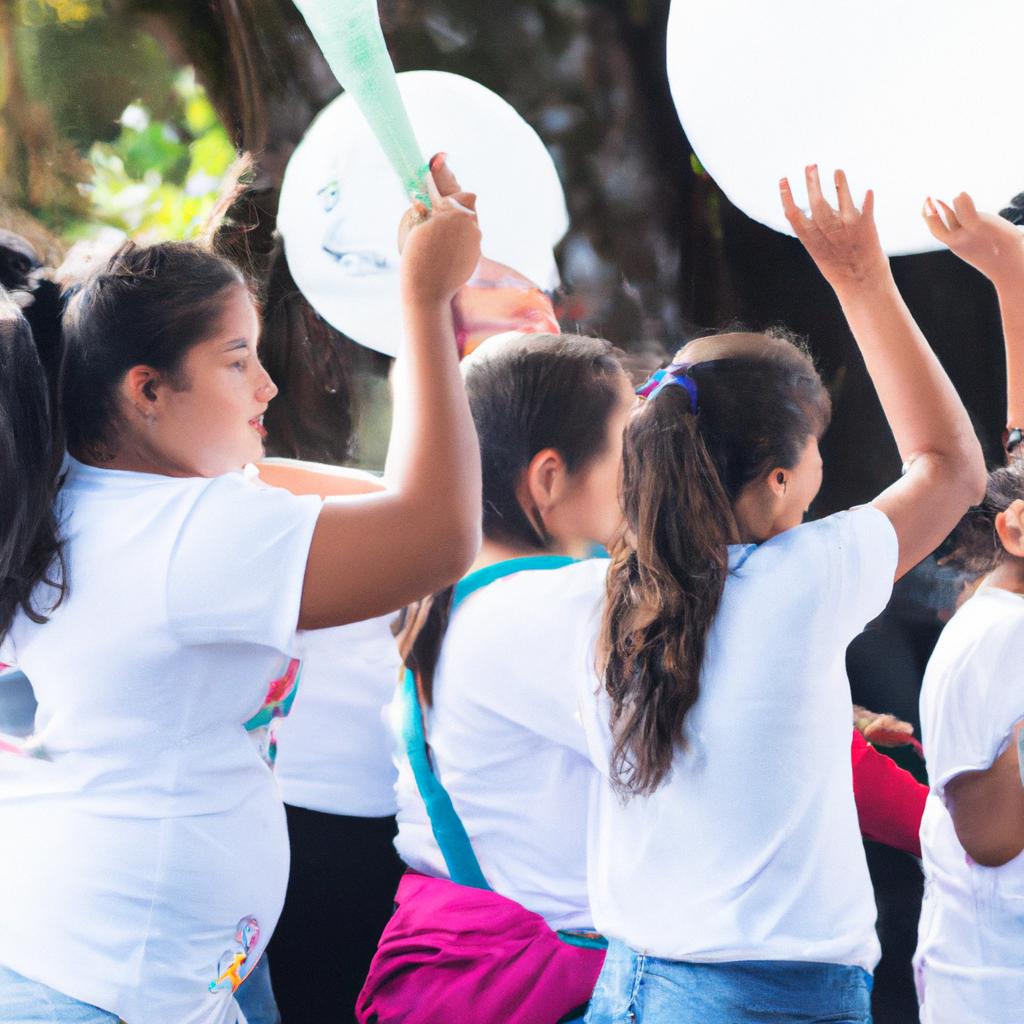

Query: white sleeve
774;506;898;638
167;474;322;653
926;623;1024;800
828;505;900;630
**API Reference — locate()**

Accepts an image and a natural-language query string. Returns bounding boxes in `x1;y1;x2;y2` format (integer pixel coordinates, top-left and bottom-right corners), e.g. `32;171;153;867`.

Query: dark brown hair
0;240;247;643
0;290;65;636
599;331;831;797
249;242;366;464
61;241;246;457
407;332;627;704
944;459;1024;575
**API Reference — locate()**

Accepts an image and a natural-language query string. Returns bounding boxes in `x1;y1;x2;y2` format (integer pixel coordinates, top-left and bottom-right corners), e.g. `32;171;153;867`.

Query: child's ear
994;499;1024;558
520;447;566;511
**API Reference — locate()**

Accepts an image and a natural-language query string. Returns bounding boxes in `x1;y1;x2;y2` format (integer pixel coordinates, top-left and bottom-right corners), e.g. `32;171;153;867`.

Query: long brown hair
599;331;831;797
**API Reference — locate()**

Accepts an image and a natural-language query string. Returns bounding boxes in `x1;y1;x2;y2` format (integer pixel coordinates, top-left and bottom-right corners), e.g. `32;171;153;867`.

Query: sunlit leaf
77;74;235;243
189;128;235;177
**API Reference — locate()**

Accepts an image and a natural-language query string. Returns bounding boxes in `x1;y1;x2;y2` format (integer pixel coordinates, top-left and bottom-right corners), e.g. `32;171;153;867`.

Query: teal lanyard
399;556;575;891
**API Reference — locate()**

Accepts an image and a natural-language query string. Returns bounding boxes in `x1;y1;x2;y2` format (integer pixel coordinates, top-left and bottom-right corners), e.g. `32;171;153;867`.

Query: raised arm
923;193;1024;443
781;166;986;579
297;159;482;628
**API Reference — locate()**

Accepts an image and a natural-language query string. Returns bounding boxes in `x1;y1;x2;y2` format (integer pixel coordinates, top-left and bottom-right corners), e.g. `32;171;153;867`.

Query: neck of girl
470;537;569;574
986;557;1024;596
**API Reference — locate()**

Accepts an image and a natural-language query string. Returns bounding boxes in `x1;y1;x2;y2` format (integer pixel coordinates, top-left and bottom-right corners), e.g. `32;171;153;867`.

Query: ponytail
600;384;733;797
404;586;455;707
600;333;831;797
0;290;66;638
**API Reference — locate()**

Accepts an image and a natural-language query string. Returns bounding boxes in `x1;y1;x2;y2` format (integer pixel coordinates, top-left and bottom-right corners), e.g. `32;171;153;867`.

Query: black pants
267;805;404;1023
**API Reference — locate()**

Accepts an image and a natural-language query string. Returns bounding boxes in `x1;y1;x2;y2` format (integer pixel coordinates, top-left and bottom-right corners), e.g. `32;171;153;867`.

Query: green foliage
75;69;237;242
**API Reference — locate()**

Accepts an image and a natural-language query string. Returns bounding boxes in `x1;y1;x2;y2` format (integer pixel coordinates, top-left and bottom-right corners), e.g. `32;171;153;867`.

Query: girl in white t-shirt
581;167;985;1023
358;330;635;1024
0;159;482;1024
911;193;1024;1023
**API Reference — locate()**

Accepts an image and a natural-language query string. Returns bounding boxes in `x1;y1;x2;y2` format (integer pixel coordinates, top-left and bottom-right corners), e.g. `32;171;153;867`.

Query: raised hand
780;165;985;581
780;166;891;295
923;192;1024;285
399;155;482;306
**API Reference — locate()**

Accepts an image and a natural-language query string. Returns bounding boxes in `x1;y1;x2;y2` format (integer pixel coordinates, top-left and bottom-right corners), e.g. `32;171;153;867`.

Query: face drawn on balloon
316;172;396;283
278;70;570;356
310;166;558;358
318;176;393;277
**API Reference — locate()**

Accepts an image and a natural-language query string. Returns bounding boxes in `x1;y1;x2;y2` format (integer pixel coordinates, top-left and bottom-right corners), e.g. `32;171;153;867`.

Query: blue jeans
585;940;873;1023
234;955;281;1024
0;963;119;1023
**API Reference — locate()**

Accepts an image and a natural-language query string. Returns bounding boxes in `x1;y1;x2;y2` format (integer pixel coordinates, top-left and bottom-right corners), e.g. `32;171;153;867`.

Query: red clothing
850;729;926;857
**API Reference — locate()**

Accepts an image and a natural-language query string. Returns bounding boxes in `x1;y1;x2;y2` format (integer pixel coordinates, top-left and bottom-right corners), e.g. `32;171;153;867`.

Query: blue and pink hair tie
636;362;699;414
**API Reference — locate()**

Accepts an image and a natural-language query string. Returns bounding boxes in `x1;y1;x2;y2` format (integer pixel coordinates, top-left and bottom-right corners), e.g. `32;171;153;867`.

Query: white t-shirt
392;559;609;931
915;585;1024;1023
0;458;321;1024
273;616;401;818
578;507;898;969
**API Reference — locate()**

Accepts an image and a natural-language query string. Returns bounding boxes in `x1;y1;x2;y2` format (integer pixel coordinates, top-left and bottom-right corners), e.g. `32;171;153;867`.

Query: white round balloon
666;0;1022;255
278;70;569;356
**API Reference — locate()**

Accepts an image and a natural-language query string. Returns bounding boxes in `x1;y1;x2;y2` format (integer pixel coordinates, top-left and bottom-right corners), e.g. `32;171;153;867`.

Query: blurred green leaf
76;73;237;243
184;93;218;135
189;127;234;178
121;122;189;182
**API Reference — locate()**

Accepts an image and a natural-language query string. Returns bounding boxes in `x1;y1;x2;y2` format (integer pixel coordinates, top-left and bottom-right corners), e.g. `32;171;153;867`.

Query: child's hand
923;192;1024;285
853;705;917;749
399;155;482;306
780;166;891;295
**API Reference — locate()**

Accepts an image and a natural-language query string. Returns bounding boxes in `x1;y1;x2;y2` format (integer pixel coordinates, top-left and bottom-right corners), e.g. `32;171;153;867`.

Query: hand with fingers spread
923;192;1024;286
399;154;482;306
780;166;892;296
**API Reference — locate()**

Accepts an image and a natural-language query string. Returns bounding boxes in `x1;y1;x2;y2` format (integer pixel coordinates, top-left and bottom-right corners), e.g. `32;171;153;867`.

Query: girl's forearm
388;295;481;549
990;261;1024;430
